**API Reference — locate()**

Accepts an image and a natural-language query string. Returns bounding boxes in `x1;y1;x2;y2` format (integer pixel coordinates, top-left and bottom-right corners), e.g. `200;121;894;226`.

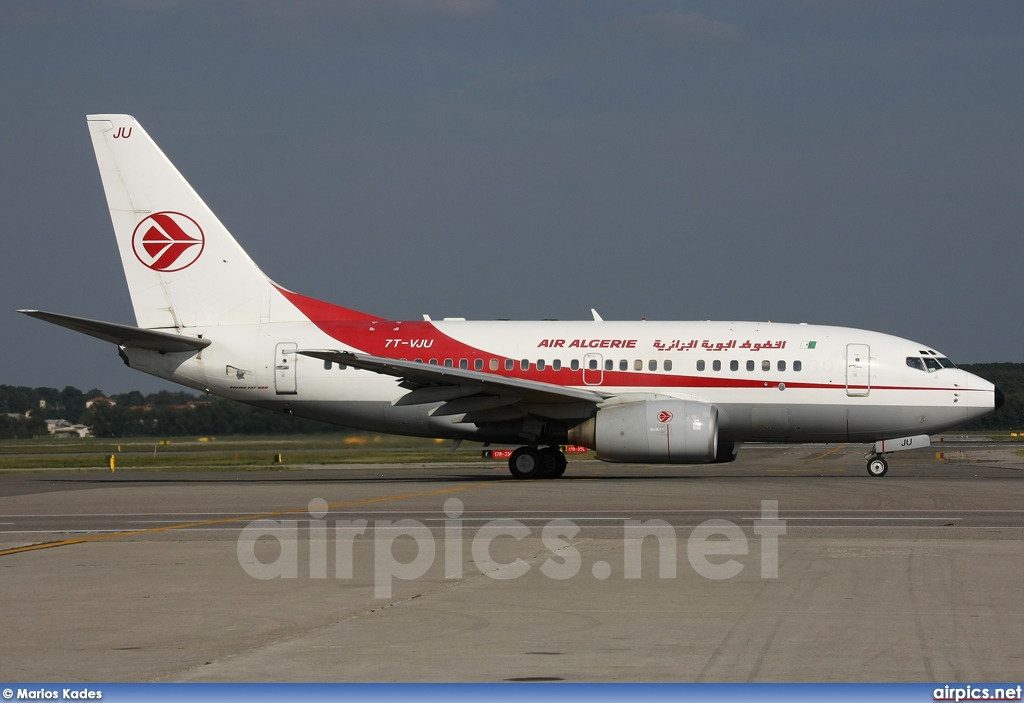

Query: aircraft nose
995;386;1005;410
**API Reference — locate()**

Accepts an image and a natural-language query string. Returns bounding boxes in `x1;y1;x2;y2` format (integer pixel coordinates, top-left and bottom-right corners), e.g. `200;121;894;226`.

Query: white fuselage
125;317;994;446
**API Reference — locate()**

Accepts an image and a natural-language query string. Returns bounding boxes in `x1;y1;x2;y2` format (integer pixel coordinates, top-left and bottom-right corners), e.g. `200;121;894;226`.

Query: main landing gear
508;446;568;479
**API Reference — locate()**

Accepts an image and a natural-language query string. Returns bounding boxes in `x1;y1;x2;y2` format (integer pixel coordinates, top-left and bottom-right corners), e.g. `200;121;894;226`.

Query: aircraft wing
299;350;606;416
18;310;211;353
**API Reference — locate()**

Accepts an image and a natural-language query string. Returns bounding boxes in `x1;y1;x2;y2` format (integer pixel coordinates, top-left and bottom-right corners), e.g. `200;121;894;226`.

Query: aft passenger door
846;344;870;397
275;342;298;395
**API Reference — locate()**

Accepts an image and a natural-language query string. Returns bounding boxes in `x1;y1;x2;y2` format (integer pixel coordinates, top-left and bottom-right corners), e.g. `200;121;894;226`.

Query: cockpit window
906;357;925;372
909;355;957;371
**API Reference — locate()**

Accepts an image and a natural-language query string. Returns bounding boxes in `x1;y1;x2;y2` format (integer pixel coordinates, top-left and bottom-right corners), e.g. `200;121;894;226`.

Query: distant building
45;419;91;438
85;397;116;409
173;400;211;411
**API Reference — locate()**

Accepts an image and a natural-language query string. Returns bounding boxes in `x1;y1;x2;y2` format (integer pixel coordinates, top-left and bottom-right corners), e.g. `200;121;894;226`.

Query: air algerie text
538;339;637;349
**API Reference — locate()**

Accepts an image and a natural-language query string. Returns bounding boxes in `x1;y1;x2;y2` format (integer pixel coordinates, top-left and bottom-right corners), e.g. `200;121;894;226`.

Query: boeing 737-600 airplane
19;115;1004;478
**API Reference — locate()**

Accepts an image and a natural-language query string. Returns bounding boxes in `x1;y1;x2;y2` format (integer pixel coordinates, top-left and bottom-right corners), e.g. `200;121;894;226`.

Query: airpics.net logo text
236;499;787;597
934;685;1023;701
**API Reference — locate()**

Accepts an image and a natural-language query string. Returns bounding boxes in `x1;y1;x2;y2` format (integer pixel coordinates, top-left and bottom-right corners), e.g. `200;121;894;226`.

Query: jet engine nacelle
568;399;718;464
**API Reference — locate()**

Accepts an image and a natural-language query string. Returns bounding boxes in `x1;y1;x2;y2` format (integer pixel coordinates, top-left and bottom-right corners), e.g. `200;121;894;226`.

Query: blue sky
1;1;1021;392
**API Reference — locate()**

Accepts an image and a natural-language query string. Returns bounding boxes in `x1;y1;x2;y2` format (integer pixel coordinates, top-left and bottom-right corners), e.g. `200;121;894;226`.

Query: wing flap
299;350;605;406
431;394;522;417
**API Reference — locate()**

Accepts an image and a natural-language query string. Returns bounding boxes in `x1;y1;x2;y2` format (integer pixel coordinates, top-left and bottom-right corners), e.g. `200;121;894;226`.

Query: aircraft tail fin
86;114;373;330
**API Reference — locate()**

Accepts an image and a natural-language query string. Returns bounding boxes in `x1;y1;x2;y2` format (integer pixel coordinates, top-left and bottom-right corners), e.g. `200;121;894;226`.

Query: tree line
957;363;1024;431
1;362;1021;439
0;385;349;439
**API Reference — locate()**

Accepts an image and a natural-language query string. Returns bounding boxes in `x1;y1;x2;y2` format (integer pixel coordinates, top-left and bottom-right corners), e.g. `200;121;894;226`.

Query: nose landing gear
863;434;930;476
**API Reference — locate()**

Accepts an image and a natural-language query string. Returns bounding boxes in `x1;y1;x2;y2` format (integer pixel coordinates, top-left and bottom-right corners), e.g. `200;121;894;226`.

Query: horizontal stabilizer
18;310;210;353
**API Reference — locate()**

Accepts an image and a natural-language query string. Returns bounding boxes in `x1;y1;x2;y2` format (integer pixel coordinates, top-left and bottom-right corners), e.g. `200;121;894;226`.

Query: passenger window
793;360;802;372
520;359;530;371
571;359;580;371
459;359;468;370
537;359;546;371
605;359;614;371
553;360;561;371
697;360;706;371
588;359;598;370
746;360;755;372
906;357;925;372
762;360;770;372
429;358;438;365
475;359;484;370
712;360;721;372
505;359;514;371
620;359;628;371
664;360;673;371
489;359;499;371
778;360;786;372
444;359;453;368
649;360;657;371
634;359;643;371
730;360;738;372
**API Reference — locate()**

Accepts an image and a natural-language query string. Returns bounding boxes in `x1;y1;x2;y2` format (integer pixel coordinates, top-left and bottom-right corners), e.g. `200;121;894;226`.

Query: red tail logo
131;212;205;272
657;410;674;424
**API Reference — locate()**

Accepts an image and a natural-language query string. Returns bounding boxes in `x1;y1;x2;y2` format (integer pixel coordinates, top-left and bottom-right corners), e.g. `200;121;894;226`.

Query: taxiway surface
1;442;1021;682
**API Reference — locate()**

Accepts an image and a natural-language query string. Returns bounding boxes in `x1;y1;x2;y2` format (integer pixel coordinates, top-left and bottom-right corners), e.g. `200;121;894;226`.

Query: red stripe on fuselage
280;290;978;395
275;285;380;322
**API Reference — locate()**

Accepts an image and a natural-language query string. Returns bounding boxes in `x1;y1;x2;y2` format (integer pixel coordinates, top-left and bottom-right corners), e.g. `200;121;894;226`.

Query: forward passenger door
846;344;870;397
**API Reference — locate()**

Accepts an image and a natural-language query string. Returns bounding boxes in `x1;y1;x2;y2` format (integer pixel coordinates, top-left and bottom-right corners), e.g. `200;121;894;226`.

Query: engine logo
657;410;674;423
131;212;205;272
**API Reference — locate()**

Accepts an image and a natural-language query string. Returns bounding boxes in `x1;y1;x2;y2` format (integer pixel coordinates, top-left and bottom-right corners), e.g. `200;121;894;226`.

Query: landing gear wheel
509;446;543;479
866;457;888;477
713;440;739;464
539;447;568;479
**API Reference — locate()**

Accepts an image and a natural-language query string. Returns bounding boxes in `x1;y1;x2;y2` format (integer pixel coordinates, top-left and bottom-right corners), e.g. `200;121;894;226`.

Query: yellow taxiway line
804;443;848;461
0;482;492;558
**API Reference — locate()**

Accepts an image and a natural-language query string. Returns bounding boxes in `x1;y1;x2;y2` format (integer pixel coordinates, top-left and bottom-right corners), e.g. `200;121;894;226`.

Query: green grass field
0;434;521;472
1;432;1017;473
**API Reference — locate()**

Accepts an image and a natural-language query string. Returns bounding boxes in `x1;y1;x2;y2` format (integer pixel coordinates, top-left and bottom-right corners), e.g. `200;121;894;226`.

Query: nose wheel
866;456;888;477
